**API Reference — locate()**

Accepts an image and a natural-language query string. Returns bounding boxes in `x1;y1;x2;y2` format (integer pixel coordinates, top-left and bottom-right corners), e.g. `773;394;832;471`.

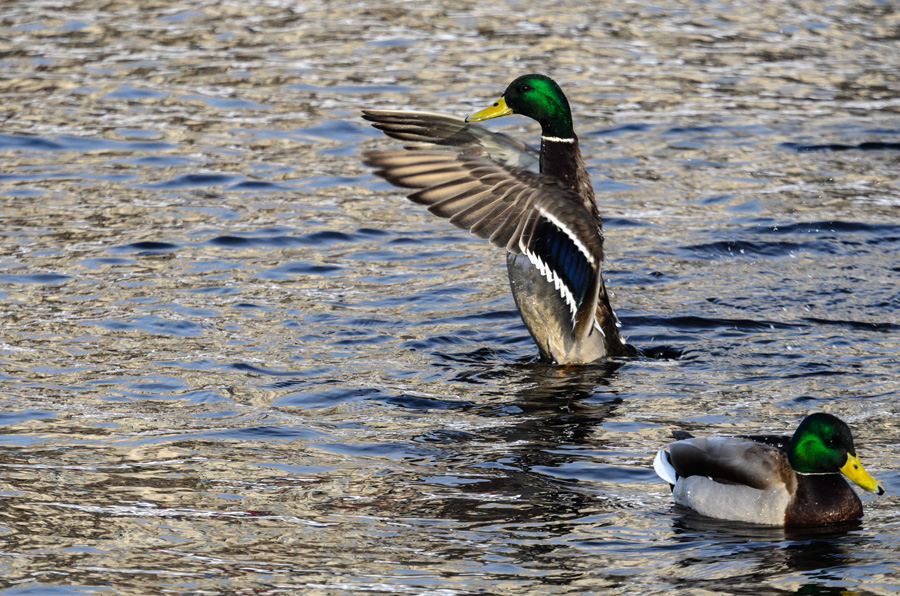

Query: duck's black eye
519;84;532;93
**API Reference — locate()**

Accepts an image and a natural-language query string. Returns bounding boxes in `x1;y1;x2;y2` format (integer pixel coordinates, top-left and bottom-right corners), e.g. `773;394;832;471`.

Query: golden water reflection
1;0;899;594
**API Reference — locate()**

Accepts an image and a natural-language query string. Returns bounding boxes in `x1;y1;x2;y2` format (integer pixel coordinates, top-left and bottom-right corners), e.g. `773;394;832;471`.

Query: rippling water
1;1;899;594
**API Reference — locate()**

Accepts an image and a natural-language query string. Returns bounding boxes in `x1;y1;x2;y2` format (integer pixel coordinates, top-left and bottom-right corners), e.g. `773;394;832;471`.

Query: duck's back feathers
738;433;791;450
671;430;695;441
668;437;795;491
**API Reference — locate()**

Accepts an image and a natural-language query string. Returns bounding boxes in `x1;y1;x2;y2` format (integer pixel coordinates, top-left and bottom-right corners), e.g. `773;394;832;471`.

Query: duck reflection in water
405;361;626;548
668;514;868;596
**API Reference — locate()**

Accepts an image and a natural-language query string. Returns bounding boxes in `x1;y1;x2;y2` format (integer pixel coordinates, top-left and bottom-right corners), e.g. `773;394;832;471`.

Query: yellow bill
841;453;885;495
466;96;513;122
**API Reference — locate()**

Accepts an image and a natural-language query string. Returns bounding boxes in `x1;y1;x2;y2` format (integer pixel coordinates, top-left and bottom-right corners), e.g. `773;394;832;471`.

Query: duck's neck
787;473;862;525
540;134;595;205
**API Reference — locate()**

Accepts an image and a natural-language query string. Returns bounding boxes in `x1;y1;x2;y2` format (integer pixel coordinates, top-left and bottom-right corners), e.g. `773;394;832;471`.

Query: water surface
1;1;899;594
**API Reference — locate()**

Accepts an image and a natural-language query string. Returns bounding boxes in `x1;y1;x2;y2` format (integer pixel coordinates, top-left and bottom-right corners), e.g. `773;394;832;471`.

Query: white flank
673;477;791;525
537;206;595;265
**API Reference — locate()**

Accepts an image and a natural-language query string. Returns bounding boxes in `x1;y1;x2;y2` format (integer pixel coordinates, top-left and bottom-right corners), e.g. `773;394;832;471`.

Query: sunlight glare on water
1;0;899;594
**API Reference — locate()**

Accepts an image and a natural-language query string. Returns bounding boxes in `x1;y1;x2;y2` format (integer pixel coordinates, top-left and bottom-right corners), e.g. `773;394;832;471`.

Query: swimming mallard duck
653;413;885;526
362;74;634;364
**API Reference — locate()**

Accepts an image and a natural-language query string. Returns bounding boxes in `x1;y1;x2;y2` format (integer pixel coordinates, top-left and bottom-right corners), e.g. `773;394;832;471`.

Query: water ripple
781;141;900;152
680;239;838;258
2;1;899;595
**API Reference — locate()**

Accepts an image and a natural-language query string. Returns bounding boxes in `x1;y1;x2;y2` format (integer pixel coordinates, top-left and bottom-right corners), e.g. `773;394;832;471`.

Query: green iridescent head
789;412;884;494
467;74;575;139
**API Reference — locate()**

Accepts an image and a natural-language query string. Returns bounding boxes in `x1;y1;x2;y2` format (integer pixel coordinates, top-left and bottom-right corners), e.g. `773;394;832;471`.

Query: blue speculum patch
530;217;594;312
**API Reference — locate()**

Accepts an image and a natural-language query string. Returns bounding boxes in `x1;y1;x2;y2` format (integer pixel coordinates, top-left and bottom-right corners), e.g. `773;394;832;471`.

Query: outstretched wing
362;110;604;340
362;109;539;172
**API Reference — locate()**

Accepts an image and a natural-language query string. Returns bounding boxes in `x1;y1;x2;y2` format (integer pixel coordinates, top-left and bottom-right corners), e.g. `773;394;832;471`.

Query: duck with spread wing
363;74;635;364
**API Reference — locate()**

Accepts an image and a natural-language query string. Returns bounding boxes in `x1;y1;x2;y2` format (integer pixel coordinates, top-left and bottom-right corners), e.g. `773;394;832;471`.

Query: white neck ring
542;135;576;144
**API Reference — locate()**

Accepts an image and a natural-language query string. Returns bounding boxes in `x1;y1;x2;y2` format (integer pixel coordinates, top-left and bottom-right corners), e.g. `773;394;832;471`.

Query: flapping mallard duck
363;74;634;364
653;413;885;526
